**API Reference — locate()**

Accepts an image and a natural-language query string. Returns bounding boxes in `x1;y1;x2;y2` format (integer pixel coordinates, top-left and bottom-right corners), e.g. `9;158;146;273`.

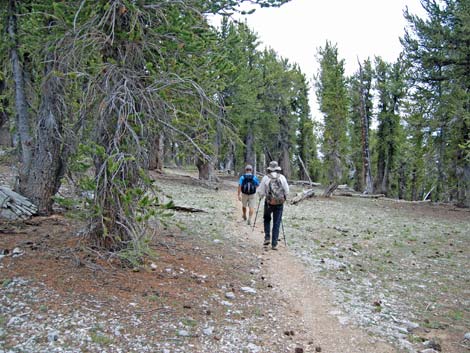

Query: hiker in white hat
257;161;289;250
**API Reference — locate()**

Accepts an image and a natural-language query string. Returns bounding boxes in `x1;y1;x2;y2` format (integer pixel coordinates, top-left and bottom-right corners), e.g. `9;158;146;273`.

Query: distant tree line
0;0;468;260
315;0;469;208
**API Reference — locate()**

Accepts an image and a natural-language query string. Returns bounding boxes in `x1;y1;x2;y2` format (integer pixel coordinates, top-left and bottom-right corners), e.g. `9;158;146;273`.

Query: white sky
211;0;426;120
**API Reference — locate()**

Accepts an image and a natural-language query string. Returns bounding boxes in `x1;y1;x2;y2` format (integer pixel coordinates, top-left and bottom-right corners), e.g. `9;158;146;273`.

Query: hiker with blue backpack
238;164;260;225
257;161;289;250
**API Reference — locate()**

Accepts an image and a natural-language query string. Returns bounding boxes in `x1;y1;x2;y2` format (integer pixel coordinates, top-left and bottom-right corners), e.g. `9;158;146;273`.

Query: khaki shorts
241;193;257;208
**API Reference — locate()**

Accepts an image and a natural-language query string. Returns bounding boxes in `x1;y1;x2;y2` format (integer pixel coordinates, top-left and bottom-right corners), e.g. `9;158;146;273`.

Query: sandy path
229;189;398;353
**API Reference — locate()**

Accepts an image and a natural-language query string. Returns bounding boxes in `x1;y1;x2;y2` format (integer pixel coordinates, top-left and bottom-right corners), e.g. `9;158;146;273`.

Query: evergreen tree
257;50;301;179
315;41;348;189
296;70;319;181
217;20;262;173
348;59;374;193
374;57;406;196
401;0;470;206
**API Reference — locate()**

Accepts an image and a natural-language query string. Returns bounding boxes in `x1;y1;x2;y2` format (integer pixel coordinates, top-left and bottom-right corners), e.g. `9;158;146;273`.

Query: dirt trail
227;188;398;353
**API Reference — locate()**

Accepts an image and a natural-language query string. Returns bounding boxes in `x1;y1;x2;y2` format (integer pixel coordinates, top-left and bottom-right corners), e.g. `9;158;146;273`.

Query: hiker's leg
247;195;255;223
271;205;284;247
241;194;248;220
263;202;272;243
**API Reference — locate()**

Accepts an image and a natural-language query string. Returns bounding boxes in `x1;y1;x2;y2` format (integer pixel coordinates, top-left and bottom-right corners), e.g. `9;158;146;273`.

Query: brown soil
232;191;397;353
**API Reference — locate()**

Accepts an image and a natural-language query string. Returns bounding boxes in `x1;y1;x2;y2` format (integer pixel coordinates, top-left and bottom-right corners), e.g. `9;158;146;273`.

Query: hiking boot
271;244;278;250
247;219;251;225
263;240;270;246
242;214;247;221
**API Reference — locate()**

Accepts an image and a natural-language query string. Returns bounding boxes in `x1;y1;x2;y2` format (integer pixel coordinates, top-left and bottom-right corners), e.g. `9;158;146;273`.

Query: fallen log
0;186;38;220
335;192;385;199
290;180;322;187
337;184;356;193
290;189;315;205
168;205;207;213
382;197;431;204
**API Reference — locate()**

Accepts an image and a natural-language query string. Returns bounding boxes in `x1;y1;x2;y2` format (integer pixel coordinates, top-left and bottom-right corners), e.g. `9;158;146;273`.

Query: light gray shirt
258;172;289;198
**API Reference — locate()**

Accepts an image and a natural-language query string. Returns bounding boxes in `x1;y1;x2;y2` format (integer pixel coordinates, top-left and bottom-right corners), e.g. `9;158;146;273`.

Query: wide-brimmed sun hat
267;161;281;172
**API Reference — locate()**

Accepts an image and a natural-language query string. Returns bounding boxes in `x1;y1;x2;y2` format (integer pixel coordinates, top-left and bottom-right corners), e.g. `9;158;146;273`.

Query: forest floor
0;166;469;353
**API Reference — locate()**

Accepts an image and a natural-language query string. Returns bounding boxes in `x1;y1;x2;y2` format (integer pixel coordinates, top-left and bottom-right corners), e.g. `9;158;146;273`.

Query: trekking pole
252;198;262;232
281;220;287;246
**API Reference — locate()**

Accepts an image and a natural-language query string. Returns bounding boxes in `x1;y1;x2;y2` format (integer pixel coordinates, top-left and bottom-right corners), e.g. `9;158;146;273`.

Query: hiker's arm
237;185;242;201
257;177;267;199
282;176;290;197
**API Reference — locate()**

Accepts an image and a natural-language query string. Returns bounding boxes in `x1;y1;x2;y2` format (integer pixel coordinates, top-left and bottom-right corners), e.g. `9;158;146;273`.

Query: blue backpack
241;174;257;195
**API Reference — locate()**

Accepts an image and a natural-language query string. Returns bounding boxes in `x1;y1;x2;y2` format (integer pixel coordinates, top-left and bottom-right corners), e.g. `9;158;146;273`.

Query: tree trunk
0;79;12;147
460;162;470;208
323;182;338;197
297;155;313;186
381;155;390;195
397;162;406;200
224;141;235;173
148;131;164;171
456;120;470;207
262;153;266;174
327;147;342;184
8;0;32;181
19;51;65;214
215;112;223;170
196;156;216;181
410;168;419;201
244;125;255;168
279;146;291;179
278;111;291;179
358;63;373;194
375;150;386;194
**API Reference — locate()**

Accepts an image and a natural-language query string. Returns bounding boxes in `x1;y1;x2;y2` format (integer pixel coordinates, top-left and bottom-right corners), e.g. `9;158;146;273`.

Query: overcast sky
212;0;426;119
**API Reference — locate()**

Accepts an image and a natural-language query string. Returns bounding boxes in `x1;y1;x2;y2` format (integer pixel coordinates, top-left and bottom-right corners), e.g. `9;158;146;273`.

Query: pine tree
402;0;470;206
374;57;406;196
348;59;374;193
315;41;348;191
296;70;319;181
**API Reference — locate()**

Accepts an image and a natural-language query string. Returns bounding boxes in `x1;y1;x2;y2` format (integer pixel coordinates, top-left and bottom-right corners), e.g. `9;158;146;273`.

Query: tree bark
410;168;418;201
278;110;291;179
224;141;235;173
279;146;291;179
0;79;12;147
456;119;470;207
215;111;223;170
8;0;33;180
375;148;386;194
148;131;164;171
358;61;373;194
290;189;315;205
397;161;406;199
19;49;65;214
297;155;312;186
323;182;339;197
196;156;217;181
244;123;255;168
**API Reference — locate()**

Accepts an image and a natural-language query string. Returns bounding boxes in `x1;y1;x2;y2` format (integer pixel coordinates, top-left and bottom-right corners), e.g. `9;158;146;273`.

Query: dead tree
323;182;339;197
